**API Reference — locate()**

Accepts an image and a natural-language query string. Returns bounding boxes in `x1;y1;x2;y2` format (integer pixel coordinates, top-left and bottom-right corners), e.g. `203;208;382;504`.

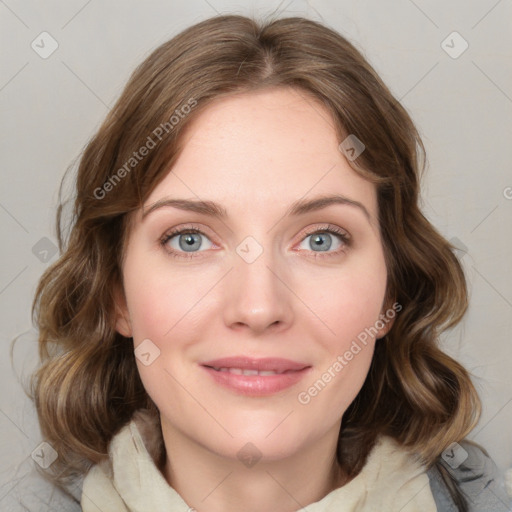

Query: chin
212;433;306;464
221;415;313;459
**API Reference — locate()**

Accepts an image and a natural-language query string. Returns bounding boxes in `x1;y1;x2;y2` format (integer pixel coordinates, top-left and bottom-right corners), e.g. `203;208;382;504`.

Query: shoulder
427;440;511;511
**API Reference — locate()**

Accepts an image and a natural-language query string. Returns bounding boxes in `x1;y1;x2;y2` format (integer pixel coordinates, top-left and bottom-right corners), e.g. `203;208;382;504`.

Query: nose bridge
222;235;293;333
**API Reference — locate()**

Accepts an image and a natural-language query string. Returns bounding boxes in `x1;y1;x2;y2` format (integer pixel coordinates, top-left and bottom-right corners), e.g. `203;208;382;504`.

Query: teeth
212;367;282;375
242;369;259;376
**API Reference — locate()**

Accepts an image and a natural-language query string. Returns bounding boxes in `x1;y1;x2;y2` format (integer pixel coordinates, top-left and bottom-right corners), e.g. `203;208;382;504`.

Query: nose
222;242;294;335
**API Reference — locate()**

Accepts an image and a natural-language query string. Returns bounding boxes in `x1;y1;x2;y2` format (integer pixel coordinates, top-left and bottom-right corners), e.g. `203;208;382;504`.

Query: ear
375;300;401;339
113;284;133;338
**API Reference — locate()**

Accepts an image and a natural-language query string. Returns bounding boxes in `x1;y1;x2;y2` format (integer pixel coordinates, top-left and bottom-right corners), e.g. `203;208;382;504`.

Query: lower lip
201;366;311;396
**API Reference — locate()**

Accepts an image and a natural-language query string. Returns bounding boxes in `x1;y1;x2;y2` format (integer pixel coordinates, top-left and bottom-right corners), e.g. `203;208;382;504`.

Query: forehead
143;87;377;223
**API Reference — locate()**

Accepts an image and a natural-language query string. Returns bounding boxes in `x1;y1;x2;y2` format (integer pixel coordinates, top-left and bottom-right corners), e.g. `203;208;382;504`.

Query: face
115;87;392;464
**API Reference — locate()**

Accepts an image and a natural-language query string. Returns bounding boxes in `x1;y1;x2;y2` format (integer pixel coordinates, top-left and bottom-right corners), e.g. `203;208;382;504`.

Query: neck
161;421;347;512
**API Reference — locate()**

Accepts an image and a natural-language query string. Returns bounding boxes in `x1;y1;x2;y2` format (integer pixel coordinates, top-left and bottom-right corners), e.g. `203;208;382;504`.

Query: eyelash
159;224;351;260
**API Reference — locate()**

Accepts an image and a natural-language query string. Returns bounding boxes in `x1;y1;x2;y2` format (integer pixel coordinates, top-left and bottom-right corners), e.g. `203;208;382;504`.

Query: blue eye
160;228;214;259
160;224;350;260
297;228;350;256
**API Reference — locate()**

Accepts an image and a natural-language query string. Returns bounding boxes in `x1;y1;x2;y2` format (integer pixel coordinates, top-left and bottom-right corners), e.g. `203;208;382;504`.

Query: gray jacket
427;440;511;511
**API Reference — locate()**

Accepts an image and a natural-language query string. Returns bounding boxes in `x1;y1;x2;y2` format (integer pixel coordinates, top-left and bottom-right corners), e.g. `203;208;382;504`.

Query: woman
31;14;510;511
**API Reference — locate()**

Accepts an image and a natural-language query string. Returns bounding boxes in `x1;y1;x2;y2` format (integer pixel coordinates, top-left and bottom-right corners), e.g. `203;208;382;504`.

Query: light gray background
1;0;511;509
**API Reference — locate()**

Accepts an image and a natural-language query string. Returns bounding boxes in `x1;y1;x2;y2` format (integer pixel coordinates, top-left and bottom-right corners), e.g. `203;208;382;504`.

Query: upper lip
201;356;310;372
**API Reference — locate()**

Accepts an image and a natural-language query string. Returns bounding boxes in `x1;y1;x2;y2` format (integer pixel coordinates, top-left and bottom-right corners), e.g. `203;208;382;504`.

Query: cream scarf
81;410;437;512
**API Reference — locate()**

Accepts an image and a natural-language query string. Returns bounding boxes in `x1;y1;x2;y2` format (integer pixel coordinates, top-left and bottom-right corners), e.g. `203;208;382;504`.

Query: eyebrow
142;193;371;221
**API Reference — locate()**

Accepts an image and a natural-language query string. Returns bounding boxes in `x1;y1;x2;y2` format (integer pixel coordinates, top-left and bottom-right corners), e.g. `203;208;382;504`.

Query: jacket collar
82;409;437;511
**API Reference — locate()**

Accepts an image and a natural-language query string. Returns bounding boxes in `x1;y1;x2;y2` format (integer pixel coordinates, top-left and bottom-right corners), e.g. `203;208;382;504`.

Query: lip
200;356;311;396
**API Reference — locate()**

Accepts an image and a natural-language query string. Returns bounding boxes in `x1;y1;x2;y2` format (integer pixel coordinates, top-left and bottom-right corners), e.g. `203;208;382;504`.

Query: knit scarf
81;410;436;512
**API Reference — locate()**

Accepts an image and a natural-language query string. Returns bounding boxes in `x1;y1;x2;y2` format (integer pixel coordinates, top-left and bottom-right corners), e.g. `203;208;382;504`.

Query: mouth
206;367;296;376
200;356;311;396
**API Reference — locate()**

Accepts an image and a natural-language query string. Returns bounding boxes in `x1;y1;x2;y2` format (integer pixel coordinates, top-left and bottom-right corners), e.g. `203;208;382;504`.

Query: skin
115;86;393;512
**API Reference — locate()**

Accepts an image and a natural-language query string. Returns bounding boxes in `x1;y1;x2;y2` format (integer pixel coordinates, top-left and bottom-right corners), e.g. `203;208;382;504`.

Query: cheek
306;253;388;351
333;276;386;341
297;276;385;420
122;253;217;398
123;253;208;341
123;262;199;413
310;254;387;405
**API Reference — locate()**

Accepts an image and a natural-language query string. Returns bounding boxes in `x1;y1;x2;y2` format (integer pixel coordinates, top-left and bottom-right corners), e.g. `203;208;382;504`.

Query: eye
160;226;215;259
160;224;351;260
296;225;350;258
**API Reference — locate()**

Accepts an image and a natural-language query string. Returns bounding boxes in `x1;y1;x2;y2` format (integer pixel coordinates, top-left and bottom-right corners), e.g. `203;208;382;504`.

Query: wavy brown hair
31;13;480;504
